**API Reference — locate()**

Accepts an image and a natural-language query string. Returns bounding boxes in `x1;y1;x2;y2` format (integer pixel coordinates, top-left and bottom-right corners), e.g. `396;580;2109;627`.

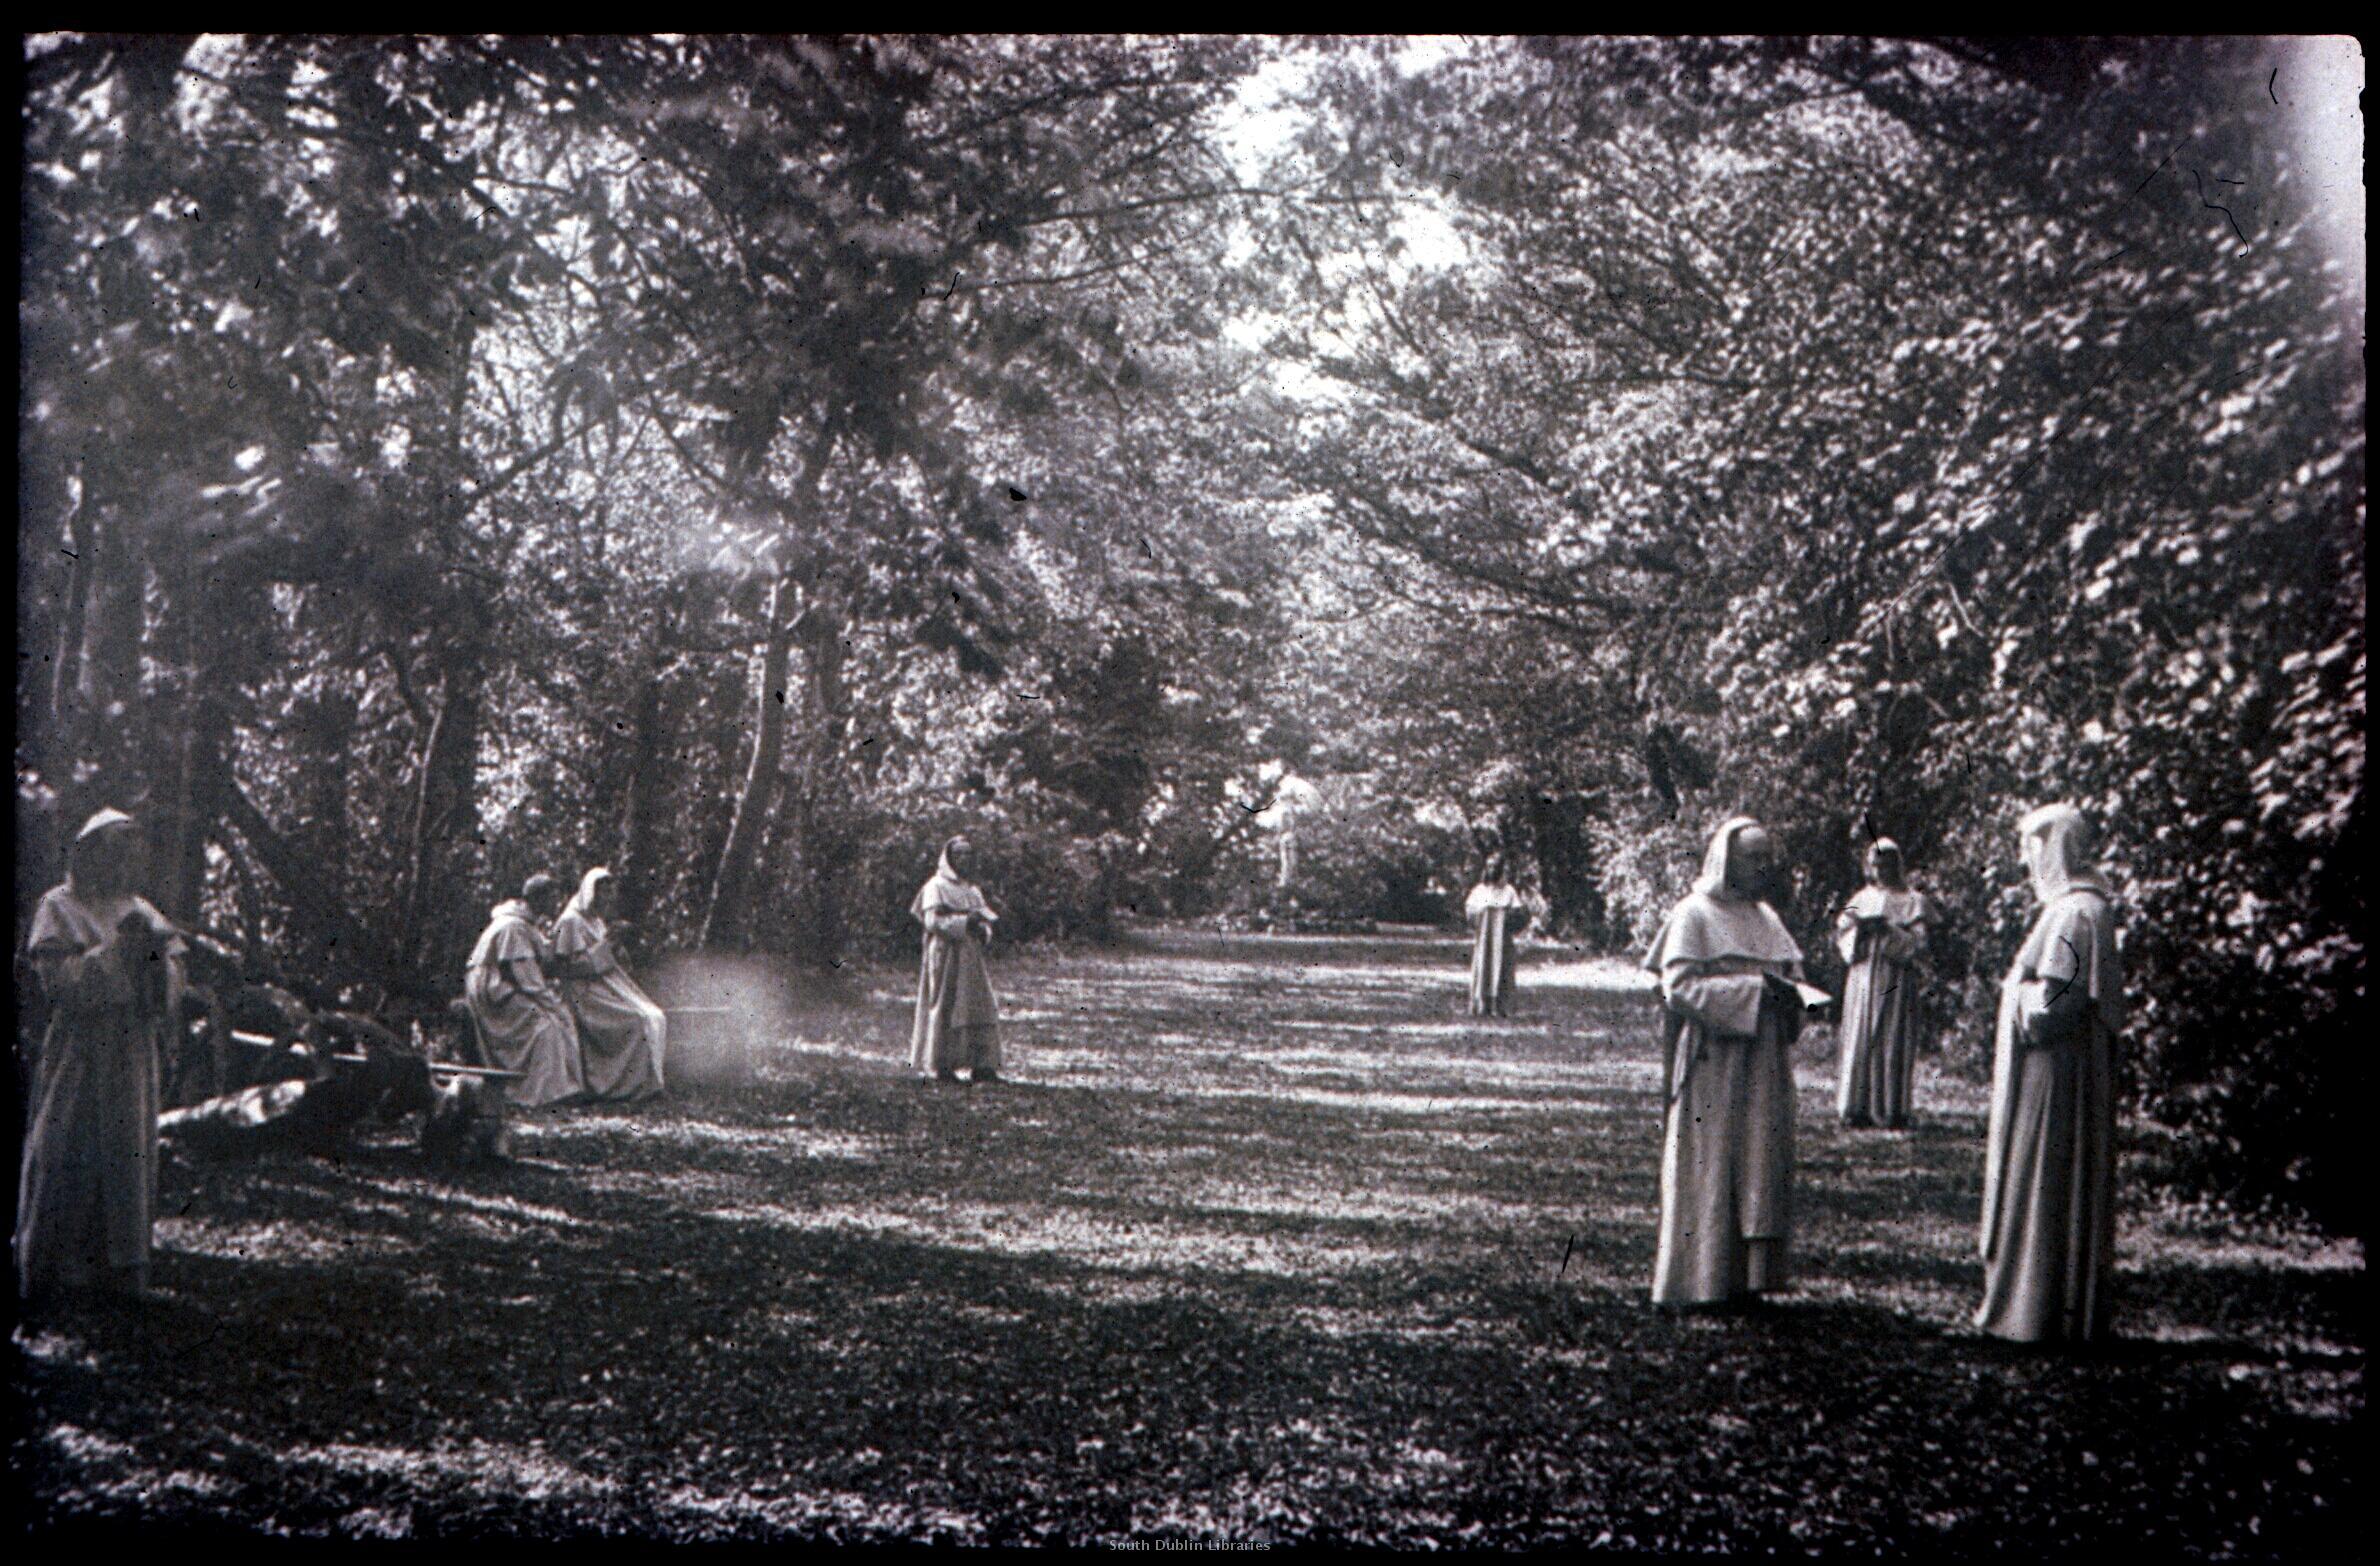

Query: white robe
1652;945;1802;1305
1644;851;1805;1308
1834;886;1929;1127
18;884;184;1298
551;908;666;1103
910;868;1001;1076
1978;885;2122;1342
464;902;586;1108
1465;882;1523;1016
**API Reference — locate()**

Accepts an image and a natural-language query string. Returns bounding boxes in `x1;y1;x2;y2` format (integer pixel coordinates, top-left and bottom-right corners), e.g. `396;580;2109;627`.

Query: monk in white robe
910;836;1002;1083
464;874;586;1108
1978;804;2124;1345
1834;838;1931;1129
549;868;666;1104
1646;817;1807;1308
18;808;186;1304
1465;855;1528;1017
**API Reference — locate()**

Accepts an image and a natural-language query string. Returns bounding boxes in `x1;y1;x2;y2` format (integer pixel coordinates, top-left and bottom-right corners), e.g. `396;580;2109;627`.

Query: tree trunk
1171;800;1268;906
700;577;796;950
294;687;357;976
218;777;411;995
405;292;485;979
71;503;148;813
615;582;691;931
1531;789;1609;944
158;682;231;925
152;501;234;926
789;605;859;963
397;670;449;962
615;655;669;931
412;664;483;974
46;492;94;756
698;426;835;951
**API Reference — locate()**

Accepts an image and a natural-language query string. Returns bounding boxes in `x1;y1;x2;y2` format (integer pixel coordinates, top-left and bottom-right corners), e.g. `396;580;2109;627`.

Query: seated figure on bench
548;868;665;1104
462;874;586;1109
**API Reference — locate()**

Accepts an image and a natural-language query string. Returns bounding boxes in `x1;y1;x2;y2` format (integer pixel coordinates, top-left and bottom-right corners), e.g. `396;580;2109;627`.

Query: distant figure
17;808;186;1305
463;874;587;1108
1979;804;2124;1345
1644;816;1806;1309
911;836;1002;1084
1834;839;1931;1129
1464;854;1528;1017
550;868;666;1104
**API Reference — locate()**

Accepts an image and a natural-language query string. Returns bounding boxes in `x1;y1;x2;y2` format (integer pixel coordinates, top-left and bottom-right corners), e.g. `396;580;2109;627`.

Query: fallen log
328;1051;520;1081
158;1050;434;1160
175;972;322;1105
218;1029;518;1079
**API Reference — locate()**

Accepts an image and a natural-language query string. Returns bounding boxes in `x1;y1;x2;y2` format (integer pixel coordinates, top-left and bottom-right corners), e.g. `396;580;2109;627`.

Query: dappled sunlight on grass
285;1439;621;1502
720;1196;1410;1281
581;1166;765;1211
650;1481;987;1546
1251;1048;1650;1095
1185;1077;1622;1117
1524;952;1663;993
558;1115;890;1162
16;928;2362;1549
157;1215;427;1266
1282;1300;1533;1345
350;1182;584;1231
40;1424;231;1506
1169;1180;1560;1230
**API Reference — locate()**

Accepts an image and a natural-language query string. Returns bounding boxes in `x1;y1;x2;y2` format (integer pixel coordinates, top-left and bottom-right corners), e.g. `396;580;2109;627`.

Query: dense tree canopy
1235;36;2365;1225
16;34;2364;1227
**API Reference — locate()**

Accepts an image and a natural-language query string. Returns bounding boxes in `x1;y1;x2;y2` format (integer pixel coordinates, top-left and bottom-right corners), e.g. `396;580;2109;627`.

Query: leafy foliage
13;35;2361;1228
1233;36;2364;1228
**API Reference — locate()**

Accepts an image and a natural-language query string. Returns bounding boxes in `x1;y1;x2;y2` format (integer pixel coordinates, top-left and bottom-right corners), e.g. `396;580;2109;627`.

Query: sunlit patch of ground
1524;951;1663;993
39;1424;230;1507
285;1439;621;1501
13;926;2363;1550
155;1215;426;1266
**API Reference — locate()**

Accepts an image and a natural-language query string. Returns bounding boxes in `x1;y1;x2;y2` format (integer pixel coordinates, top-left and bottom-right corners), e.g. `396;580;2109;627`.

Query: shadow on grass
14;929;2362;1551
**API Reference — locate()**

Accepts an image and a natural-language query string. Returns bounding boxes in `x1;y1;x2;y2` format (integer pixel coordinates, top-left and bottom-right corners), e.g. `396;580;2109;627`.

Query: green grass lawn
12;929;2363;1549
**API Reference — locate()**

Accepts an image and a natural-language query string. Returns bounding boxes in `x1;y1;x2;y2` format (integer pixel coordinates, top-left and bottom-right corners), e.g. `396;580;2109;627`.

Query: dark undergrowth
11;929;2363;1551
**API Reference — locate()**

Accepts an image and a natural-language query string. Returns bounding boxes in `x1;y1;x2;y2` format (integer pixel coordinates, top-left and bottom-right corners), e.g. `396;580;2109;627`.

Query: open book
1768;974;1833;1011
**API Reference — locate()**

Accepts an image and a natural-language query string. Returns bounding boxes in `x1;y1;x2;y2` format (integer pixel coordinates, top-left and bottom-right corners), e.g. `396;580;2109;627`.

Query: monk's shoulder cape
1844;886;1926;924
27;886;173;957
913;874;986;920
472;902;544;967
2016;886;2124;1031
1645;890;1802;972
28;885;95;956
550;909;604;957
1466;883;1522;916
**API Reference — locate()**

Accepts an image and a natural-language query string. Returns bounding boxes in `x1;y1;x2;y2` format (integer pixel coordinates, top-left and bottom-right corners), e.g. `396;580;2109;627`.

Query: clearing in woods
11;929;2362;1549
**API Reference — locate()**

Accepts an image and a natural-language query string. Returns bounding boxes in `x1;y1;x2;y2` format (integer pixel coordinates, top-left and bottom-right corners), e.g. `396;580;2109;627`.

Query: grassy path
12;929;2362;1549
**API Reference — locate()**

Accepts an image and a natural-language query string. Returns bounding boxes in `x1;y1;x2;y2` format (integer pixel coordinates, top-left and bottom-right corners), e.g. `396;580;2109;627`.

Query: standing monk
1645;816;1807;1308
911;836;1002;1084
17;808;185;1306
1834;839;1931;1129
1465;854;1528;1017
550;868;666;1104
1979;803;2124;1345
464;874;586;1108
